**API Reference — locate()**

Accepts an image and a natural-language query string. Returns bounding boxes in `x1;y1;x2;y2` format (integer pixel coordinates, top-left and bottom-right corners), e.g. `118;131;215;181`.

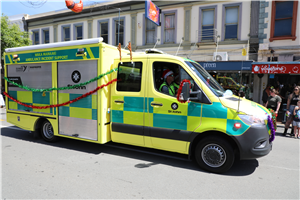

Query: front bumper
234;125;272;160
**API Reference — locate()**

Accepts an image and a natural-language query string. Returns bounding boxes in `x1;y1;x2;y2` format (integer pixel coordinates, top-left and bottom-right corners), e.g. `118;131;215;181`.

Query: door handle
114;100;124;103
151;102;163;106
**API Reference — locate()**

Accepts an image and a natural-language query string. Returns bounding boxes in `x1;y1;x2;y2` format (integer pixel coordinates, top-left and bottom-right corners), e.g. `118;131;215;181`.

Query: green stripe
202;102;227;119
124;97;144;112
112;110;123;123
5;55;12;64
92;109;97;120
69;94;92;108
6;47;100;64
146;97;154;113
59;106;70;117
188;102;202;117
153;113;187;130
32;92;50;104
17;103;33;112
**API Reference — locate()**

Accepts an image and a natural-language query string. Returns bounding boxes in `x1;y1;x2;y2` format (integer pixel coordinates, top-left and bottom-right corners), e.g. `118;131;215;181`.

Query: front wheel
195;137;235;173
40;120;58;142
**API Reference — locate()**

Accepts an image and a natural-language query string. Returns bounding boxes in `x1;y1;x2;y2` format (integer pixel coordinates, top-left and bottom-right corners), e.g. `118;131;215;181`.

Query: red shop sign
252;64;300;74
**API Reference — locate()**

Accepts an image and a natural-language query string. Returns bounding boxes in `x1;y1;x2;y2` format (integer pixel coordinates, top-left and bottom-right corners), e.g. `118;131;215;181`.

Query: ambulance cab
110;49;273;173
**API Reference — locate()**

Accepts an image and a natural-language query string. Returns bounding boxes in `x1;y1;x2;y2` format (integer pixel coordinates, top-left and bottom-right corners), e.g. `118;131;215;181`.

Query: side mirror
180;82;190;101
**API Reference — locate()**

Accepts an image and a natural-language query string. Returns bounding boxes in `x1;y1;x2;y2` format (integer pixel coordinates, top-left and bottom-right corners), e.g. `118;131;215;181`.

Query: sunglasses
168;74;174;77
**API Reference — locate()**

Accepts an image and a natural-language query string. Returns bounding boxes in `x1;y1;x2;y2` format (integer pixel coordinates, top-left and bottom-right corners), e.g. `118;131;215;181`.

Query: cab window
117;62;142;92
153;61;198;96
180;68;199;92
153;61;180;96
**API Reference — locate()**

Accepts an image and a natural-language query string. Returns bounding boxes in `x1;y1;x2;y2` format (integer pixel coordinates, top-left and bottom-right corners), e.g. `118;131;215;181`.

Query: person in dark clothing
283;85;300;136
262;84;271;105
265;88;282;118
292;100;300;139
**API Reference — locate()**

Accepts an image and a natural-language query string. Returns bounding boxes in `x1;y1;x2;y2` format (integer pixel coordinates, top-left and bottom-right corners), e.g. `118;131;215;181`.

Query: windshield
227;78;236;86
185;61;225;97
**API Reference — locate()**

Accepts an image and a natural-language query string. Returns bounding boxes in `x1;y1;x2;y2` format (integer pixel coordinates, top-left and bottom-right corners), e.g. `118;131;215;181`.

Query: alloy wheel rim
201;144;226;168
43;122;53;139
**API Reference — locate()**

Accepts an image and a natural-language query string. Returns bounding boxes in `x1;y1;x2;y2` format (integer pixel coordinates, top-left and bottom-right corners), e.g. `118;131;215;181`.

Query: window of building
222;3;242;40
270;1;298;42
201;9;215;41
74;23;83;40
117;62;142;92
100;22;108;43
164;13;175;43
62;25;71;41
161;10;177;44
76;26;83;40
42;29;49;44
32;30;39;45
146;19;156;44
225;7;238;39
113;17;125;46
98;19;109;43
268;57;278;62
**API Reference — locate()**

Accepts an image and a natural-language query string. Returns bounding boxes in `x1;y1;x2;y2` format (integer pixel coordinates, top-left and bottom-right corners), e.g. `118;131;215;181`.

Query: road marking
0;125;24;131
260;164;300;171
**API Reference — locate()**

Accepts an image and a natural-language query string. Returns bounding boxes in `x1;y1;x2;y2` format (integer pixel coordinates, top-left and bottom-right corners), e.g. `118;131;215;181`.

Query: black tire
195;136;235;173
40;120;58;142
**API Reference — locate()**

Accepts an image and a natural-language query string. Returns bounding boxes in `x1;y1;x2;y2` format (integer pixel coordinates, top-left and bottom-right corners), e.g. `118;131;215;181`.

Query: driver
159;69;178;96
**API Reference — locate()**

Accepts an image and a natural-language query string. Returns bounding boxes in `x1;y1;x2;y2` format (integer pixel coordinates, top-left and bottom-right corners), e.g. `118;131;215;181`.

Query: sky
1;0;108;17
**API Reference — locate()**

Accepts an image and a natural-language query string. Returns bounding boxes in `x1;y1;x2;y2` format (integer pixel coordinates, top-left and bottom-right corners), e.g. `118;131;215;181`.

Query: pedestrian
265;88;282;118
0;93;5;108
262;84;271;105
242;84;250;99
283;85;300;136
292;100;300;139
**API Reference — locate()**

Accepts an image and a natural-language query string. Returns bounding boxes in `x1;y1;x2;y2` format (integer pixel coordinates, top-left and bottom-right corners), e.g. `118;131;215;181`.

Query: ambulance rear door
57;60;98;141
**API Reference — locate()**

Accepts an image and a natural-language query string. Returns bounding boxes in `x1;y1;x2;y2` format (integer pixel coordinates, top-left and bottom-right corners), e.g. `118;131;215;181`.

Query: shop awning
252;62;300;74
197;61;253;71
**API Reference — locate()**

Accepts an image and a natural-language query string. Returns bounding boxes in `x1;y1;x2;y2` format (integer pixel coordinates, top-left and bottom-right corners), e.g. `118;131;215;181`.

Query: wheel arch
34;117;48;134
189;131;240;160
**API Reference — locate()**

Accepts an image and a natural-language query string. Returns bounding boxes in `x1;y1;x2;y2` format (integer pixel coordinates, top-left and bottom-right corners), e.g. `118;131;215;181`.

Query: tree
1;14;31;58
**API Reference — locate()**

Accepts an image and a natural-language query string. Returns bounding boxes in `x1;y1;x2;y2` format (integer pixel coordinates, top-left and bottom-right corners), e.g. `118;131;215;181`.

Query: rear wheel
195;136;235;173
40;120;58;142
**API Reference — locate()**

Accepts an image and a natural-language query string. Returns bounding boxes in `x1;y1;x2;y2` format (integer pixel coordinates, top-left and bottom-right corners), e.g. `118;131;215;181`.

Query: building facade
252;0;300;105
22;0;263;100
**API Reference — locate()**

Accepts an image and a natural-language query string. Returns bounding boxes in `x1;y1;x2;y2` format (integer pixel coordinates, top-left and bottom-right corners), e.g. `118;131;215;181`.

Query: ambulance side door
145;59;194;154
110;60;147;146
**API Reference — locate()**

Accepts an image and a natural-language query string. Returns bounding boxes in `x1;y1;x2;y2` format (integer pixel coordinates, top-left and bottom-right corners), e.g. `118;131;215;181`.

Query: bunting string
4;67;118;92
3;79;118;109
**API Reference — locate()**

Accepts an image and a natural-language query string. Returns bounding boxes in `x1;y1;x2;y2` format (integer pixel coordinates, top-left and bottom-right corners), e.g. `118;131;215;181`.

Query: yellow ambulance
3;38;273;173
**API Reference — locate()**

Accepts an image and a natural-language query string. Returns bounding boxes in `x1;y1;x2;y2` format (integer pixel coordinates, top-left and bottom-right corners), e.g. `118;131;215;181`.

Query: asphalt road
1;107;299;199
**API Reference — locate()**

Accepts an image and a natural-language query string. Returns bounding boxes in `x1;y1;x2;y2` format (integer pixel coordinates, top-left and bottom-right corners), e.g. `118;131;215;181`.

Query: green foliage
1;14;31;58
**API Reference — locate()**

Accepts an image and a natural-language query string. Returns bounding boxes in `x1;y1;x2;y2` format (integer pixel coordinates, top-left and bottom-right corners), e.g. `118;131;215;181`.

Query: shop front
252;62;300;122
197;61;254;99
252;62;300;100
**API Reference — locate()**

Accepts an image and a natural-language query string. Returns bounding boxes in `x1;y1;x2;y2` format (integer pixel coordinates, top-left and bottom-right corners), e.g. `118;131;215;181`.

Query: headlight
238;114;268;126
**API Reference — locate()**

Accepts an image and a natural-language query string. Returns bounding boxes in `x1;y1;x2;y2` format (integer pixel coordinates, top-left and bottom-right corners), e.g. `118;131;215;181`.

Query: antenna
176;37;184;56
214;35;220;61
153;38;160;49
117;8;121;45
124;41;130;49
237;39;249;113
